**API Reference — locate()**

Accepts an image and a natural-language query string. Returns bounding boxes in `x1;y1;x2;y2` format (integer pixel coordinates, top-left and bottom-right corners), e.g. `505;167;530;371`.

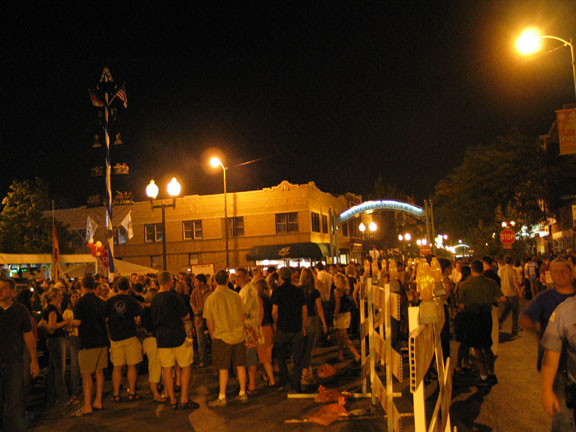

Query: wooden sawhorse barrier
359;276;455;432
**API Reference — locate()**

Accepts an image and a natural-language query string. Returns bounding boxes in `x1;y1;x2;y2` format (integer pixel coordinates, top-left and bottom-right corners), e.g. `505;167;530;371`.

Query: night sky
3;1;576;209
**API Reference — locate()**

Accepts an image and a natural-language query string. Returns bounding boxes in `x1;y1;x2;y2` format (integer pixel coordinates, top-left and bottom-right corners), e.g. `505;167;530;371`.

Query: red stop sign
420;244;432;256
500;229;515;245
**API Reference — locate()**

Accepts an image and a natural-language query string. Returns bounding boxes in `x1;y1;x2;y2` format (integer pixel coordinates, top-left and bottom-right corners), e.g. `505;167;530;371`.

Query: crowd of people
3;252;576;431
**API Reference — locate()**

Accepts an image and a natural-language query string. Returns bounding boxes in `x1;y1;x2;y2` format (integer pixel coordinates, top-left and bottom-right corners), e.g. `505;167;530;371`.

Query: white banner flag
86;216;98;242
120;211;134;239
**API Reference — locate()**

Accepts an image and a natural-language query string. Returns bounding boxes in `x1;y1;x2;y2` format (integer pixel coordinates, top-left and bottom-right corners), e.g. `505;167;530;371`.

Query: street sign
500;229;515;249
419;244;432;256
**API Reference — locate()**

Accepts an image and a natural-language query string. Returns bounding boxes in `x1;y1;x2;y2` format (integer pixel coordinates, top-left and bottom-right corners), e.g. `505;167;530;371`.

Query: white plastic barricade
409;301;453;432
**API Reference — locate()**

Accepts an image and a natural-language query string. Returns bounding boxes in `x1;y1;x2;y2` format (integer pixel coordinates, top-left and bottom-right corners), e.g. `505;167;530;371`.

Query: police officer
541;283;576;431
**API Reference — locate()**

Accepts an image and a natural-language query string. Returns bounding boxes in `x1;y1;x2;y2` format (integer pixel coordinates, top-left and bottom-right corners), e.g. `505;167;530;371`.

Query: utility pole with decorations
88;67;129;280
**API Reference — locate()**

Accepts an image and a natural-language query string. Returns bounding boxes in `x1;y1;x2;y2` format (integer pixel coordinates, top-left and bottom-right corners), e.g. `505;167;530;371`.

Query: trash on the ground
306;396;349;426
316;363;338;379
314;385;352;403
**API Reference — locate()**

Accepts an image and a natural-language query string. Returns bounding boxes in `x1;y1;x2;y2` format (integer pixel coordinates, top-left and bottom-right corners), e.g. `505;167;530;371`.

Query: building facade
53;181;363;274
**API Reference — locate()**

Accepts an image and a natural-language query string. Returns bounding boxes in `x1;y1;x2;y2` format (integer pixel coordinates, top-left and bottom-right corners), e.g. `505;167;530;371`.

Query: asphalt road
26;299;550;431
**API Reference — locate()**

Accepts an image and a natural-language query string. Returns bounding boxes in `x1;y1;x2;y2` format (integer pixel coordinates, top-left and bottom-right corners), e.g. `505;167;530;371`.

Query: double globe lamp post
145;177;181;271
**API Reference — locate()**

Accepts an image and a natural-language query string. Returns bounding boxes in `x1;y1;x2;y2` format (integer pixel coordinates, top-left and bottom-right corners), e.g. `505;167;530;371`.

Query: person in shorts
151;271;198;410
71;274;109;416
106;276;143;401
204;270;247;407
458;260;503;387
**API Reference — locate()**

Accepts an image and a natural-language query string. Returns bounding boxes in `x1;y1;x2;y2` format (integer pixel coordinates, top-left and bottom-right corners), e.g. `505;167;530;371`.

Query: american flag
115;84;127;108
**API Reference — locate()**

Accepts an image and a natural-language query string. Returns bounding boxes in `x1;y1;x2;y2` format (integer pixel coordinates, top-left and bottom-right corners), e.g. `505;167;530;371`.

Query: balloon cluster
87;239;106;257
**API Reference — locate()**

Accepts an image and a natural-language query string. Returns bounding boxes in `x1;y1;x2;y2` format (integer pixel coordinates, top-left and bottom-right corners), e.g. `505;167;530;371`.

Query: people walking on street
190;274;212;367
498;255;521;336
42;286;72;407
0;277;39;432
457;260;503;386
151;271;197;410
521;258;576;431
272;267;307;392
63;290;81;403
254;278;276;387
237;268;260;395
106;276;143;402
204;270;248;407
299;268;327;385
71;274;109;417
541;295;576;431
332;273;361;364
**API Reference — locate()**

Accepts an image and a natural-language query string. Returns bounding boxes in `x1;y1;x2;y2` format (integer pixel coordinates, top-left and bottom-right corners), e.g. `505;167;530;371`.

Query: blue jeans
275;329;304;392
66;335;81;397
45;337;68;406
302;316;319;369
499;296;519;334
0;362;25;432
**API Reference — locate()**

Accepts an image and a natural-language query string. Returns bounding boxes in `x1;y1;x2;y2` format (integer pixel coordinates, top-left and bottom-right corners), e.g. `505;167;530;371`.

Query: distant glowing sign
556;108;576;155
338;200;424;224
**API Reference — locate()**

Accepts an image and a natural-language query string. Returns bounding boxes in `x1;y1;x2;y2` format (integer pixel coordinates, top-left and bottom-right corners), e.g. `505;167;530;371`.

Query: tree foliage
433;130;554;254
0;179;72;253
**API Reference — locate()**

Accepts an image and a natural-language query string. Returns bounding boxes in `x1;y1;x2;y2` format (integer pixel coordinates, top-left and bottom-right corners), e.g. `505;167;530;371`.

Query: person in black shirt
0;277;39;432
42;286;72;407
71;274;109;417
106;277;143;401
298;268;327;385
151;271;198;410
271;267;307;393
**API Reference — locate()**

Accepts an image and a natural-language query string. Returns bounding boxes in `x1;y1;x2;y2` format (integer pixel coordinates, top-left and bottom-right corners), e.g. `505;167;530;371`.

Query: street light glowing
210;157;223;169
146;180;159;199
398;234;403;241
369;221;377;232
359;222;366;233
167;177;181;197
404;233;411;241
516;28;542;55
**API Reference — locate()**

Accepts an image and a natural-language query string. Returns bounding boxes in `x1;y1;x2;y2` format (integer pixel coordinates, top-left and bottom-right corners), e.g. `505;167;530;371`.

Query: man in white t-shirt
498;256;520;336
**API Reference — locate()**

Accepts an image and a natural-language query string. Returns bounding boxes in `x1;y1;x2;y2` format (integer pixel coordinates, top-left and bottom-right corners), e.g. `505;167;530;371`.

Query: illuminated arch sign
338;200;425;224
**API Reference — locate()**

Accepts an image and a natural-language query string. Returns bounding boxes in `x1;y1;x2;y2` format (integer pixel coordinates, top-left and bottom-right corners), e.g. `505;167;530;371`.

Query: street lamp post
146;178;181;271
516;28;576;101
210;157;229;270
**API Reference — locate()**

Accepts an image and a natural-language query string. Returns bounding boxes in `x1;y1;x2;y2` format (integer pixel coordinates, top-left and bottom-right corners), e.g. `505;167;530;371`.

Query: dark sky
3;1;576;208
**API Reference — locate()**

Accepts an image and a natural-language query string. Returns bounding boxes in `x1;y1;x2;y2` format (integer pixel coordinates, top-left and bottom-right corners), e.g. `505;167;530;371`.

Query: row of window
109;212;357;245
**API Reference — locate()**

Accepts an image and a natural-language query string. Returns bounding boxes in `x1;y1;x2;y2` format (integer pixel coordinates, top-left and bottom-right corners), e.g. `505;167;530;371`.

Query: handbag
243;323;258;349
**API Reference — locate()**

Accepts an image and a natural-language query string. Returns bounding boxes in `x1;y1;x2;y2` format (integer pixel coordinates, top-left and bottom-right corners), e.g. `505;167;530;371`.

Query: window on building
183;220;203;240
114;226;127;245
228;217;244;237
349;219;360;237
145;223;163;243
342;221;349;237
276;212;299;234
150;255;162;269
311;212;321;233
321;214;328;234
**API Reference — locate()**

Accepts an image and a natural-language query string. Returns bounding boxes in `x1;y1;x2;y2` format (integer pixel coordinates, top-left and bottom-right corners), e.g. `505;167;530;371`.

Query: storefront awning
246;243;336;261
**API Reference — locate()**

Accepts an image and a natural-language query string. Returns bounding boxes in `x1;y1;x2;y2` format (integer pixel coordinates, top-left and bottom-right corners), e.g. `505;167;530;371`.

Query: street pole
223;166;229;270
569;38;576;102
161;204;167;271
